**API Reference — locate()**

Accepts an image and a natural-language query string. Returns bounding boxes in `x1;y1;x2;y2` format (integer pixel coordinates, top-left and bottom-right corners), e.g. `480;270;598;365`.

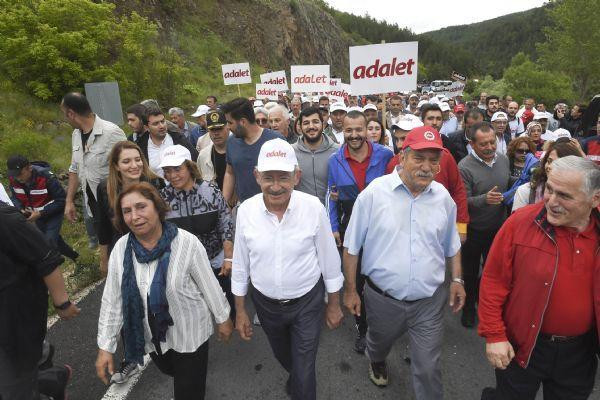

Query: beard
233;124;247;138
303;128;322;144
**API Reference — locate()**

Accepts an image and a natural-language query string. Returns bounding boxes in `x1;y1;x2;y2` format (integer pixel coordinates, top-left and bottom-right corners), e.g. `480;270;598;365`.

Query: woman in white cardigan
96;182;232;400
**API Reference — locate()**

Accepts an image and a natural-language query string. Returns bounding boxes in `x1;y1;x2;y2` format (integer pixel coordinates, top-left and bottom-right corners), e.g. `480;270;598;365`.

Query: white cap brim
256;161;296;172
158;156;188;169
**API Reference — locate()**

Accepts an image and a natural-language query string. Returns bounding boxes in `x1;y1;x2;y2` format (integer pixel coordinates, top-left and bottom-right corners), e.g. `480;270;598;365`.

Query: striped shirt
97;228;230;355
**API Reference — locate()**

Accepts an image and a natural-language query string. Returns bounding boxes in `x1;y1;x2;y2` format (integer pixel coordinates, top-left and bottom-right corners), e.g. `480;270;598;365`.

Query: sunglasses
515;149;529;155
256;118;268;124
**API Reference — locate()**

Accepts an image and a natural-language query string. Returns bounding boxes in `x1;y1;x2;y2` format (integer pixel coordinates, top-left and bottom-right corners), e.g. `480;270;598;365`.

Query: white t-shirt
148;134;174;177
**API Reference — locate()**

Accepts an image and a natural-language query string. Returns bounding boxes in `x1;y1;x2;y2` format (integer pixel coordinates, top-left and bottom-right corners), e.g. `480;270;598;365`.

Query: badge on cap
210;112;219;122
424;131;435;141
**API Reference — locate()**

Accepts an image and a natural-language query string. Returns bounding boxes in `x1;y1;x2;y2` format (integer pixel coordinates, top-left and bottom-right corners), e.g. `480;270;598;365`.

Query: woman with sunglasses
254;107;269;129
506;136;536;185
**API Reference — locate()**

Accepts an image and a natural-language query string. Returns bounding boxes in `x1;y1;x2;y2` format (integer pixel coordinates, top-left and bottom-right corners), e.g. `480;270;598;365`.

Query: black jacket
0;204;63;371
135;130;199;163
446;129;470;164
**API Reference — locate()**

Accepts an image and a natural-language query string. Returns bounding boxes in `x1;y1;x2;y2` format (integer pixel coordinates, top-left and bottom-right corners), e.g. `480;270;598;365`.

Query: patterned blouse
160;180;233;261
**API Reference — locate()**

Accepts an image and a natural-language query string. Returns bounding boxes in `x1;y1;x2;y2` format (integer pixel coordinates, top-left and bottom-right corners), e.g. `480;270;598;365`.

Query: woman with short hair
96;182;232;399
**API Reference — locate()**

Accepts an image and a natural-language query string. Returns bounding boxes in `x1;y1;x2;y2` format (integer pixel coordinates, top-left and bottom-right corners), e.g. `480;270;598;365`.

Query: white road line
100;355;152;400
47;278;105;329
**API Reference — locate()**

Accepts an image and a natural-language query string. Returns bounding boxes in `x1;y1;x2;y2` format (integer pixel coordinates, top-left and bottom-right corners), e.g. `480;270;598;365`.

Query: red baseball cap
454;104;465;113
401;126;444;151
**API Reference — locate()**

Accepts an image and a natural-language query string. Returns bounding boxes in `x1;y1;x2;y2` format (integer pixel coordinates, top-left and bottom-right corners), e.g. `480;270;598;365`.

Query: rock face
111;0;353;79
212;0;352;78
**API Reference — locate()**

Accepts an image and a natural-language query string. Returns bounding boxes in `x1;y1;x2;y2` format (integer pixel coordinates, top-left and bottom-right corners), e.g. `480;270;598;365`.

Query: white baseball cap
330;102;347;113
543;128;571;142
491;111;508;122
253;100;264;108
417;100;428;108
392;118;423;131
158;145;191;168
312;96;320;103
347;106;364;113
363;103;378;111
439;102;451;112
191;104;210;118
256;139;298;172
533;111;552;121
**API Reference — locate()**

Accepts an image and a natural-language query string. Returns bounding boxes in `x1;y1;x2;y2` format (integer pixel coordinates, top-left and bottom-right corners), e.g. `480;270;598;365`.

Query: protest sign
260;70;288;90
451;71;467;82
329;79;348;103
291;65;330;93
349;42;418;95
431;81;466;97
255;84;279;101
222;62;252;85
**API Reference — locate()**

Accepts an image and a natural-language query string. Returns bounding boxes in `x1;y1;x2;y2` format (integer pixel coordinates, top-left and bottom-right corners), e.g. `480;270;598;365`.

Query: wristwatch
54;300;72;310
452;278;465;286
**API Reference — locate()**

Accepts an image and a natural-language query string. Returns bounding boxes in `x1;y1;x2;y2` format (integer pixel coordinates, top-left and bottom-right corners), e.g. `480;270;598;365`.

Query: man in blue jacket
327;110;393;354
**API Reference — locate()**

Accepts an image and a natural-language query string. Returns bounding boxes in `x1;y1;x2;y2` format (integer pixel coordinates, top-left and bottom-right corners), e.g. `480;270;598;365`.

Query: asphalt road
46;282;600;400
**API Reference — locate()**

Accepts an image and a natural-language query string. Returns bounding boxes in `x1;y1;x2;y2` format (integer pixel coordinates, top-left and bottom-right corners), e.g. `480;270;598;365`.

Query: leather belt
539;332;589;343
365;277;418;303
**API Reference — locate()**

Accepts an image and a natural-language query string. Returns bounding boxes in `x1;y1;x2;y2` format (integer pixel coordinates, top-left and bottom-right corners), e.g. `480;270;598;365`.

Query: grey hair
550;156;600;197
268;105;290;121
168;107;184;117
254;107;269;117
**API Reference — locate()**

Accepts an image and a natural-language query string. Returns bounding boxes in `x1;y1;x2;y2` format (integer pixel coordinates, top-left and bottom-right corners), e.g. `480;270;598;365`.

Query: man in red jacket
478;156;600;400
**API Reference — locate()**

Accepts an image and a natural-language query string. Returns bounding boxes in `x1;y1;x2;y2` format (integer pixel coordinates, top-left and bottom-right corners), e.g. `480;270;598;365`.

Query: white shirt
232;191;343;299
496;135;507;155
332;129;344;145
508;117;525;139
0;183;13;206
98;229;230;355
148;134;174;177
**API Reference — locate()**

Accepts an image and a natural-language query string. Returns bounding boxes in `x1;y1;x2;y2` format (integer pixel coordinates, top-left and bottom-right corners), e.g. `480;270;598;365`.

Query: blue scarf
121;221;178;365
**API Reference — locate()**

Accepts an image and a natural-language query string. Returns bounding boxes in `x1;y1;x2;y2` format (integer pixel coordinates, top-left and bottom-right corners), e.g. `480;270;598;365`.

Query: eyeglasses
256;118;268;124
515;149;529;155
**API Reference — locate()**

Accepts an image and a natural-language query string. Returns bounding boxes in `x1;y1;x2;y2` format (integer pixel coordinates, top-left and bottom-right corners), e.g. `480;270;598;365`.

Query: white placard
431;81;465;98
255;84;279;101
222;62;252;85
329;79;348;103
260;70;288;91
290;65;330;93
349;42;418;95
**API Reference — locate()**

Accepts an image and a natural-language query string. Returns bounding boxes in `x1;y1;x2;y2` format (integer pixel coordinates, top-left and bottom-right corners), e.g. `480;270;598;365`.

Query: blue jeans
35;214;78;260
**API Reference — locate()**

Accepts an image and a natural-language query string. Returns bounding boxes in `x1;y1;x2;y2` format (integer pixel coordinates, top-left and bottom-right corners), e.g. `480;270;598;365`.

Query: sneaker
369;361;388;387
110;362;139;384
354;331;366;354
253;313;261;326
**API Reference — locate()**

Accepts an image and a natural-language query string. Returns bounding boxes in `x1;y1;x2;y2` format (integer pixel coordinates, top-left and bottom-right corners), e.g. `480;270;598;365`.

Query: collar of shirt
471;151;497;167
259;190;296;217
390;170;433;198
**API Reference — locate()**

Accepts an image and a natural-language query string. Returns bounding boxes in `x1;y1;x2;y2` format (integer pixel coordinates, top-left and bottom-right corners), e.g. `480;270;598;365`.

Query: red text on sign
224;69;250;78
293;74;328;84
353;58;415;79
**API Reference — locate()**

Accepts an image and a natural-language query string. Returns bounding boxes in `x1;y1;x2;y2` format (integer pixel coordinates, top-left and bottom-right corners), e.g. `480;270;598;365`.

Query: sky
324;0;547;34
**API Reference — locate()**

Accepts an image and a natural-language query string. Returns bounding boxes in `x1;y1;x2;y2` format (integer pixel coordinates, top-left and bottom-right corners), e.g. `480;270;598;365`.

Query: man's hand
343;289;361;316
26;209;42;222
217;319;233;342
235;310;253;341
64;201;77;223
486;341;515;370
485;186;503;205
218;260;232;277
95;349;115;385
325;303;344;329
556;109;565;119
57;303;80;320
448;282;465;313
333;232;342;247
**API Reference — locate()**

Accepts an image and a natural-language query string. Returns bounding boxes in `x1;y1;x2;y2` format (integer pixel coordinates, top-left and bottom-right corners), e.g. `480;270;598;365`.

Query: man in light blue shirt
343;126;465;400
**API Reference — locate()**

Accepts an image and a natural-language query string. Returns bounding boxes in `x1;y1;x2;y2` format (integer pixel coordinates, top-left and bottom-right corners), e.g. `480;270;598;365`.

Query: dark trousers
251;279;325;400
212;268;235;320
355;272;367;334
461;228;497;312
35;214;78;260
493;333;598;400
149;341;209;400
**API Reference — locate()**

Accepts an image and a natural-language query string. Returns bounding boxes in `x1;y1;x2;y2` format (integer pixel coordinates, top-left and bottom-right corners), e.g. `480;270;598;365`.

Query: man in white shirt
232;139;344;400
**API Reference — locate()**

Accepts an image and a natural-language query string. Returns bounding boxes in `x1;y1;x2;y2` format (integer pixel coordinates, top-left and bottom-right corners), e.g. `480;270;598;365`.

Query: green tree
537;0;600;100
0;0;187;104
503;52;574;104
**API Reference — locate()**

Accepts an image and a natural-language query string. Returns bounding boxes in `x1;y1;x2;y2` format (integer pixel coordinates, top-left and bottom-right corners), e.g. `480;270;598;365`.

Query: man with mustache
232;139;344;400
479;157;600;400
343;126;465;399
458;122;511;328
327;110;393;354
221;98;283;207
292;107;339;205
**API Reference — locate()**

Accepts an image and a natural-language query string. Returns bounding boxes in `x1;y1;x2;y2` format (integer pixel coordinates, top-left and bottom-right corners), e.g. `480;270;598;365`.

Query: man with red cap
343;126;465;400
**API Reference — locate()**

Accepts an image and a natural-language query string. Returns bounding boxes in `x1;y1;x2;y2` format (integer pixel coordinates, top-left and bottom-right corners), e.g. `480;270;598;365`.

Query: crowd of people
1;87;599;400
